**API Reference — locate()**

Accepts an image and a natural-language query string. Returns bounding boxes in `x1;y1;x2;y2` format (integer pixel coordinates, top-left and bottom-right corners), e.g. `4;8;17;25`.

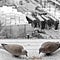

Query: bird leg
13;55;23;59
13;55;19;57
46;53;51;56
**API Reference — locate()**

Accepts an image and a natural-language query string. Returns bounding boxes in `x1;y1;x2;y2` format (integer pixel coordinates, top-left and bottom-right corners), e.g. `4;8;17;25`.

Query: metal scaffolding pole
24;24;26;38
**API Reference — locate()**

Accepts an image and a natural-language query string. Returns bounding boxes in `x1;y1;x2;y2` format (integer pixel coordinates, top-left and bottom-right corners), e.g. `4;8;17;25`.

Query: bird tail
59;43;60;48
56;42;60;48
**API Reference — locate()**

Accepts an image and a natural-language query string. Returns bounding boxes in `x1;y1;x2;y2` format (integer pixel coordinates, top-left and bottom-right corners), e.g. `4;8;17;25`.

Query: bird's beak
39;50;41;54
26;54;28;57
39;51;40;54
39;48;42;54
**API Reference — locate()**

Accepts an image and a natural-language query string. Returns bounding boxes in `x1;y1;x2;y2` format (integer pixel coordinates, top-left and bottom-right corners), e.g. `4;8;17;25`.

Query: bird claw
45;53;51;56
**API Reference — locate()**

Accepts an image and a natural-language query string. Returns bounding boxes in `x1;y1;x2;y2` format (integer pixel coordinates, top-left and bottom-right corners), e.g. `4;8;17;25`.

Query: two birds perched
0;42;60;58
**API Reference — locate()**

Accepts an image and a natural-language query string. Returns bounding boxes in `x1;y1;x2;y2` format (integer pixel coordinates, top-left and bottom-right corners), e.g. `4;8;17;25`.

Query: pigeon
39;42;60;55
1;44;28;57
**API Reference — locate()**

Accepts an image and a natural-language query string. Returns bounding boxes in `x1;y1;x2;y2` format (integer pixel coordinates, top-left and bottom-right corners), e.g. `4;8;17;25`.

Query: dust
32;56;42;60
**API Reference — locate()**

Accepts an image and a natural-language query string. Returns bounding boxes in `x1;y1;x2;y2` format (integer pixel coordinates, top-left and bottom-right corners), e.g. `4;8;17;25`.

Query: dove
39;42;60;55
1;44;28;57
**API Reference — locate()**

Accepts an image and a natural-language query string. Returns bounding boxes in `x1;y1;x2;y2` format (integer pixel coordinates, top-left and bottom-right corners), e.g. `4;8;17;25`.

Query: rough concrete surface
0;39;60;60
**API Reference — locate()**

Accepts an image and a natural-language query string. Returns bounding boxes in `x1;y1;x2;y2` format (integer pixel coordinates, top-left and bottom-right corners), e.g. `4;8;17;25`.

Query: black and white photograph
0;0;60;60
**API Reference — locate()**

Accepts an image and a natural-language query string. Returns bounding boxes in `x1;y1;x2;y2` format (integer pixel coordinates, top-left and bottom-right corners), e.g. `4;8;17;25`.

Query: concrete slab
0;39;60;60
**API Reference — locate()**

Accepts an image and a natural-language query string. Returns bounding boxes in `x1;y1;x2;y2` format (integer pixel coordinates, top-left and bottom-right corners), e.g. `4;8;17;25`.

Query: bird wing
2;44;24;55
45;43;58;53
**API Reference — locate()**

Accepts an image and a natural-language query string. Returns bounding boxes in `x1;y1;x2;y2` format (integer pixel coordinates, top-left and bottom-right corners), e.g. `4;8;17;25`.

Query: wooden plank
50;0;60;6
37;14;44;21
27;15;36;21
41;15;49;21
36;10;47;15
48;15;57;21
43;8;59;21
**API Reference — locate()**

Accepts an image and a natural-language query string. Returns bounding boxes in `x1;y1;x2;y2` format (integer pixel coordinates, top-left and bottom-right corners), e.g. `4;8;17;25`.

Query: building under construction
0;0;60;39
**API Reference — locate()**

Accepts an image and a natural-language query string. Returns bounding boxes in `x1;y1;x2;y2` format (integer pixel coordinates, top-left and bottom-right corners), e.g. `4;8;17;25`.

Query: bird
39;42;60;56
0;44;28;57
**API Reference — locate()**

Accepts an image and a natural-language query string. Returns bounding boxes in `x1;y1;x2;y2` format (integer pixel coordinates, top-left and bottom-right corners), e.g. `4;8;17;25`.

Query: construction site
0;0;60;39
